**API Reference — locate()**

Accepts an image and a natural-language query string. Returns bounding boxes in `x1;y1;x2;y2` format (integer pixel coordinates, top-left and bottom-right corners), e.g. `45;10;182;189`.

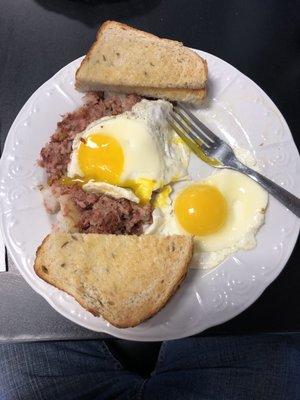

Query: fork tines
169;104;221;149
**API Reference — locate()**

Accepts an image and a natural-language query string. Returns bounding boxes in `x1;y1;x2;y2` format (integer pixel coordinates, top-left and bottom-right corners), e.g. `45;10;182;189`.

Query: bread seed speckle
61;241;69;248
42;265;48;274
60;263;66;268
116;52;120;56
150;62;154;66
102;55;106;61
71;235;78;241
79;138;86;144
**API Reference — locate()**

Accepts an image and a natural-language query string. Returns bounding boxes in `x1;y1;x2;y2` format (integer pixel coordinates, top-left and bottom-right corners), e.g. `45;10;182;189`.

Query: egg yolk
78;134;124;184
174;184;227;236
153;185;172;208
60;176;89;186
124;178;156;205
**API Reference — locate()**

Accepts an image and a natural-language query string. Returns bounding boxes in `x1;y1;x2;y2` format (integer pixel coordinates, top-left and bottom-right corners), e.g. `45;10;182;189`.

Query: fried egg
66;97;268;269
67;100;190;203
82;181;139;203
147;169;268;269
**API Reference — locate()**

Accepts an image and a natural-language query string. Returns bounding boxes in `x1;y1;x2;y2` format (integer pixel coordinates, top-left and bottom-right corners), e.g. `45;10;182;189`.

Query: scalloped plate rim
0;50;299;341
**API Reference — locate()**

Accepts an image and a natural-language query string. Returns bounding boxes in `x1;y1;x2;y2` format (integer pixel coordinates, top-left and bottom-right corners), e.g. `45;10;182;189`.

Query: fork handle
231;161;300;218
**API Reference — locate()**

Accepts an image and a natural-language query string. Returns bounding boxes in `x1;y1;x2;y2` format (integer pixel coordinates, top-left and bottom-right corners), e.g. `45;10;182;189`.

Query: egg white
67;99;190;194
66;98;268;270
147;169;268;269
82;181;139;203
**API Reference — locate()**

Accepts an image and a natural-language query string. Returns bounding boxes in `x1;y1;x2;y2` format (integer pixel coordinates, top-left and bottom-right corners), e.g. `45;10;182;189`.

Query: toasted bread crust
75;20;207;101
75;21;185;84
34;233;193;328
76;83;206;105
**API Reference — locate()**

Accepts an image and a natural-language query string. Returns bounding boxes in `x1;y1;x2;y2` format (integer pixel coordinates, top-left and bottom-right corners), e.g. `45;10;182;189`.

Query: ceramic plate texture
0;51;299;341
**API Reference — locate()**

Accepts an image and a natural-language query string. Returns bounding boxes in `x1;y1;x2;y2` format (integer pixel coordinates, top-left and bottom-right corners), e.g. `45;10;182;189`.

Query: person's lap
0;340;142;400
144;334;300;400
0;334;299;400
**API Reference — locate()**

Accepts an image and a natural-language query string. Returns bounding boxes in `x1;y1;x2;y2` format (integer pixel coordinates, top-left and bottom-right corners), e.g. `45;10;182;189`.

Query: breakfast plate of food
0;21;299;340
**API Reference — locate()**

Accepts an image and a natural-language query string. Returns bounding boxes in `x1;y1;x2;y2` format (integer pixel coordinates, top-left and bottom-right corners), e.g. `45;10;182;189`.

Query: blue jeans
0;334;299;400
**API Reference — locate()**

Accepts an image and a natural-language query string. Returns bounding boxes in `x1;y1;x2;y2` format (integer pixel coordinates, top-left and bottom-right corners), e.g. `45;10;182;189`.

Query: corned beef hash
38;93;190;236
38;21;267;271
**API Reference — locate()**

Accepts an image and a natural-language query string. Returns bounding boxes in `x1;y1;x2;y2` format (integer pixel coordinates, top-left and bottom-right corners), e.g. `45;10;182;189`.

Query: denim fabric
0;340;142;400
0;334;299;400
143;334;300;400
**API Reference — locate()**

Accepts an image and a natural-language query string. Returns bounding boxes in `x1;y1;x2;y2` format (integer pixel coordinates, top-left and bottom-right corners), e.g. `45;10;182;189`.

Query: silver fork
168;103;300;218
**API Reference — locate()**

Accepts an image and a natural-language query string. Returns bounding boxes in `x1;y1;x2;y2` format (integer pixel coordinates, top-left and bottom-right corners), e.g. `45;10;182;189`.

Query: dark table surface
0;0;299;340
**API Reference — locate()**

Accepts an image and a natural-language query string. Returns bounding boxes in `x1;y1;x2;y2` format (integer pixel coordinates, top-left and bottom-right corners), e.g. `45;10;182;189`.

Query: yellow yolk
153;185;172;208
59;176;89;186
174;184;227;236
77;133;124;184
124;178;156;205
75;134;156;204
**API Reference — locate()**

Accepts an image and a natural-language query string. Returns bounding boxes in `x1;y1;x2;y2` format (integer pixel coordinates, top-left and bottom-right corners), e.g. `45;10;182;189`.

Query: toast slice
34;232;193;328
76;21;207;94
133;87;206;104
78;83;206;105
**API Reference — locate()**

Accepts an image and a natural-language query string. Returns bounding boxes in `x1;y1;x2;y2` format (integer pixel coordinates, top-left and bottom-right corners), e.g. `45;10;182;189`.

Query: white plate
0;51;299;341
